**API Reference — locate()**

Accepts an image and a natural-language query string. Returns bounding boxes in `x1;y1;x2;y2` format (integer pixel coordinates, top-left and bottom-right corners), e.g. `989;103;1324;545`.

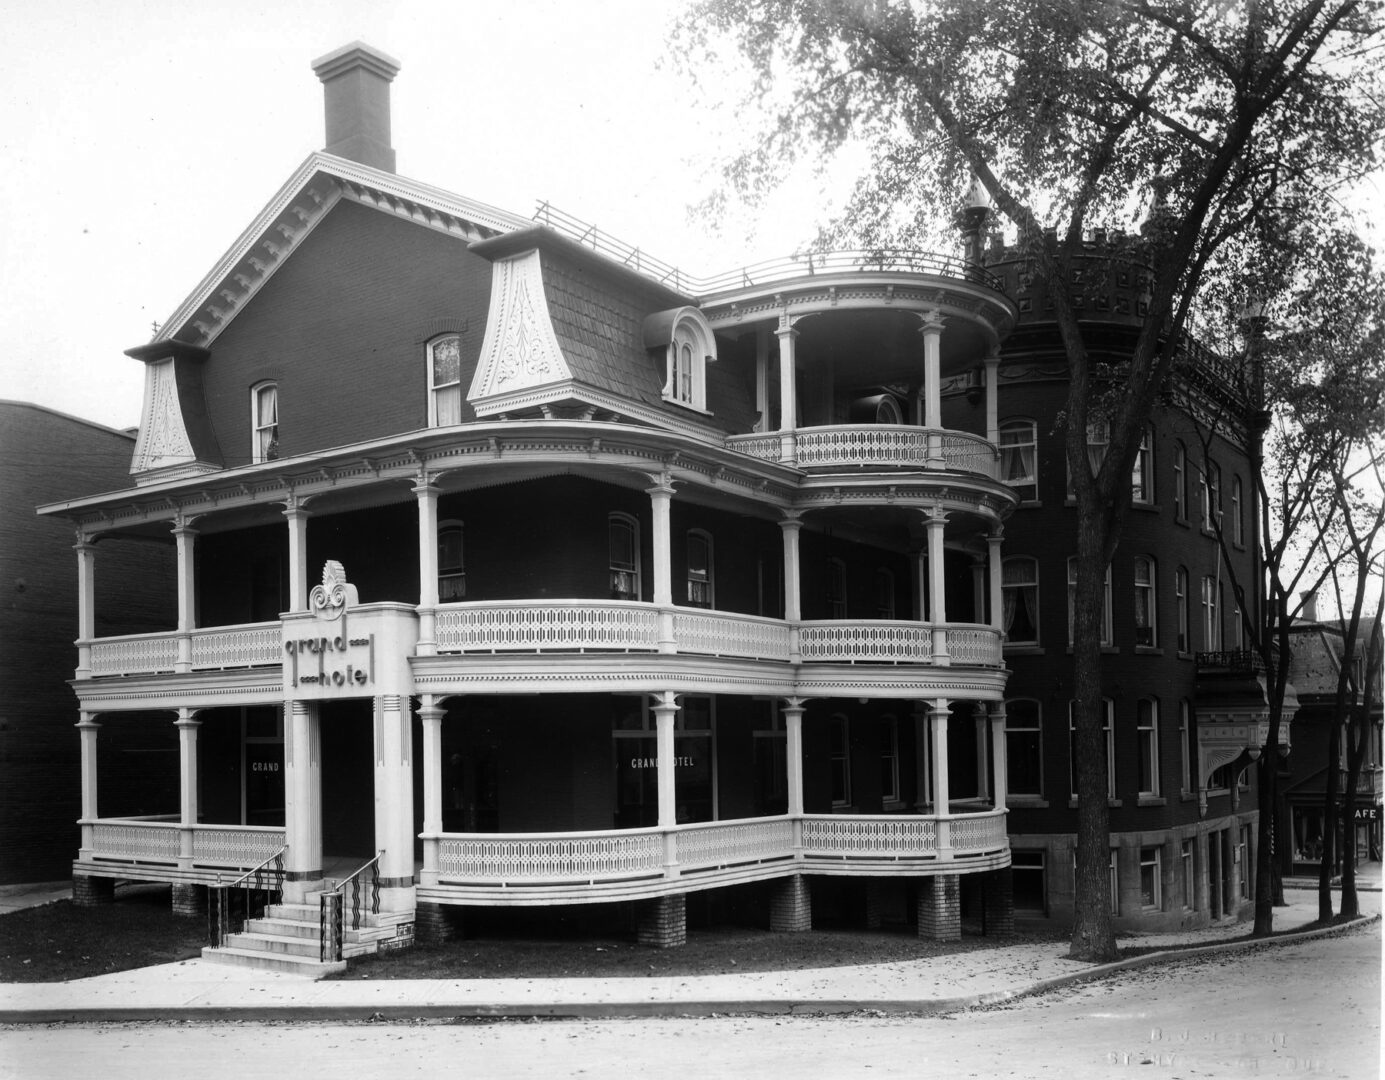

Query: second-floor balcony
77;603;1006;679
727;425;1000;480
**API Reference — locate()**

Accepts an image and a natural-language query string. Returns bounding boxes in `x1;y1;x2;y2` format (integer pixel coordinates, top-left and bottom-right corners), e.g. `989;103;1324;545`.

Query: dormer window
251;381;279;463
428;334;463;427
643;307;717;413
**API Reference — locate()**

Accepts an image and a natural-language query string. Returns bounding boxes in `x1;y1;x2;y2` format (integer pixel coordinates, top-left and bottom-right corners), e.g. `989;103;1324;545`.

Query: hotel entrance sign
281;561;418;699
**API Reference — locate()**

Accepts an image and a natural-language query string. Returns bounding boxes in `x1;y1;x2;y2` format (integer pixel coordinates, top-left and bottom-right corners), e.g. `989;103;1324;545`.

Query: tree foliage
674;0;1385;959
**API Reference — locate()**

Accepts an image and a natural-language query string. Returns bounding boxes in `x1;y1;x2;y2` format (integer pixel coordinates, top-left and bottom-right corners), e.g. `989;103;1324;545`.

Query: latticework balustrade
671;611;791;660
89;634;178;676
798;622;933;662
91;820;180;861
190;826;287;867
437;832;664;881
676;818;795;869
189;624;281;669
801;816;939;856
435;603;660;653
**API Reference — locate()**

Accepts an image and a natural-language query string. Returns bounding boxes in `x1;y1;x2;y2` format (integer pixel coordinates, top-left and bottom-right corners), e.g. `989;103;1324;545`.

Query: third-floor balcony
727;425;999;479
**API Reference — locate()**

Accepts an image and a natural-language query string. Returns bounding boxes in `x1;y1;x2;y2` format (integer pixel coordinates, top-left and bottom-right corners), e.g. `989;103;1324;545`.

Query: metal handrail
320;852;383;963
208;844;286;948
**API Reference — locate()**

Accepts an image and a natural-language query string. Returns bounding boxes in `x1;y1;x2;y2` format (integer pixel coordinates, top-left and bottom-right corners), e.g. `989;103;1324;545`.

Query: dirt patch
327;925;1071;981
0;887;205;983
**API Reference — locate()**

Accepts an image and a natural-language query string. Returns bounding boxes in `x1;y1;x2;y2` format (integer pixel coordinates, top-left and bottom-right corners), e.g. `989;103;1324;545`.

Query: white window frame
609;513;641;601
1202;575;1222;650
427;333;464;427
1067;557;1112;646
660;311;717;412
1174;443;1187;520
251;381;279;464
1003;557;1040;645
1134;556;1157;647
1138;698;1160;797
1140;846;1162;910
1200;460;1221;531
999;418;1038;495
1132;427;1153;504
686;529;714;608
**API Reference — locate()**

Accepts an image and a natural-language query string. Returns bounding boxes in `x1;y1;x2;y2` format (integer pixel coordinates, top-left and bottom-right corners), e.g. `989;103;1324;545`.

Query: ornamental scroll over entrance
284;561;375;691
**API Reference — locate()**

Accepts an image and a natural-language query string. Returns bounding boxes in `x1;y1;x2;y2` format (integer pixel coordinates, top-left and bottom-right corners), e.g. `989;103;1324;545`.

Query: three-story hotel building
39;44;1026;966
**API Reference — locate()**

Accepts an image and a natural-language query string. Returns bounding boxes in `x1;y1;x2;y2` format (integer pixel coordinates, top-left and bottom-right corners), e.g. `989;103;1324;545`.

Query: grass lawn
0;886;206;983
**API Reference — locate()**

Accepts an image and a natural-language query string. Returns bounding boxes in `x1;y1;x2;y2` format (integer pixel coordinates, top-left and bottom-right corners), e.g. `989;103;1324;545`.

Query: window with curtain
1134;556;1157;646
609;514;640;600
437;521;465;601
428;334;463;427
686;529;713;608
1002;557;1040;644
251;381;278;463
999;418;1037;495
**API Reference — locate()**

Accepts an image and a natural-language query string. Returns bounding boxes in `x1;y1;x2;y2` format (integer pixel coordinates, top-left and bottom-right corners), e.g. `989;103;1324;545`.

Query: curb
1;914;1376;1025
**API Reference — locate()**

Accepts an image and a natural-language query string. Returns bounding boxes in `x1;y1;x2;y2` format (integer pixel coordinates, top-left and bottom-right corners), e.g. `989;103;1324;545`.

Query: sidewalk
0;878;1378;1024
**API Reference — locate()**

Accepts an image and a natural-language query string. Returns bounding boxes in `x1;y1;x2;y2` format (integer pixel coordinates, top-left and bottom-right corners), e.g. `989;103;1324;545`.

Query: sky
0;0;844;432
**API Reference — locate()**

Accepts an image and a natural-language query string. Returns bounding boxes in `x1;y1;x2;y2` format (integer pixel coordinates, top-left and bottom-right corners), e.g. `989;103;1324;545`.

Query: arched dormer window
643;307;717;412
251;381;279;463
428;334;463;427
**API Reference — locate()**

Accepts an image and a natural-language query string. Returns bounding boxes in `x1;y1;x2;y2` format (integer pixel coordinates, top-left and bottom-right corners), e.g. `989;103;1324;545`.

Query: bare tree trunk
1318;717;1341;923
1253;753;1277;935
1340;707;1368;918
1069;505;1117;962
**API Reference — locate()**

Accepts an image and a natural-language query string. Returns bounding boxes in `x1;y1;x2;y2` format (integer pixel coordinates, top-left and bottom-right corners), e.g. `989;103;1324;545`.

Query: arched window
437;521;465;601
609;513;641;600
1002;557;1040;644
1132;427;1154;503
999;418;1038;496
686;529;714;608
428;334;463;427
644;307;717;412
1133;556;1157;647
251;381;279;463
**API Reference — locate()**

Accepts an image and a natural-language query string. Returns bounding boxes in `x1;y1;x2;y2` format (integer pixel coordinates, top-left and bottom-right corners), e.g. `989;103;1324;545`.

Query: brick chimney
311;41;400;173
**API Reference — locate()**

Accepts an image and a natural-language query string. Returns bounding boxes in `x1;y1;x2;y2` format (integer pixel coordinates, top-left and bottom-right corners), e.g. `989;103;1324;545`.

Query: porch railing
726;426;1000;479
85;818;286;873
427;809;1007;893
320;852;382;963
84;621;280;677
208;845;286;948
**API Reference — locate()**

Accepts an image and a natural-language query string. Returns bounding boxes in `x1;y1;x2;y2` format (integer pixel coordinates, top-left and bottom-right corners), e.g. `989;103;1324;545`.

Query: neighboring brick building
0;401;175;884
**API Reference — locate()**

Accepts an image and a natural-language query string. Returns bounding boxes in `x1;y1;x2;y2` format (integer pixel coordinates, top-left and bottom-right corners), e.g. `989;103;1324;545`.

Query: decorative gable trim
152;152;531;350
469;249;571;401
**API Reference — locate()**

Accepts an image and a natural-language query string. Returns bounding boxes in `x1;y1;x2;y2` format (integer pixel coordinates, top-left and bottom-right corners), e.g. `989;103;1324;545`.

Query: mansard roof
154;152;532;350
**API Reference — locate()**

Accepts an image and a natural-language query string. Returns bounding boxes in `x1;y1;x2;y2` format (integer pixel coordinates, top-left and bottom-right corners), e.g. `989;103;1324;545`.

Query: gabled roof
153;152;531;350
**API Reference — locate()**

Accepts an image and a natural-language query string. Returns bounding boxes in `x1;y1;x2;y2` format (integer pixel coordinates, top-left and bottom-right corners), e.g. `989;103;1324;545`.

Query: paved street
2;921;1377;1080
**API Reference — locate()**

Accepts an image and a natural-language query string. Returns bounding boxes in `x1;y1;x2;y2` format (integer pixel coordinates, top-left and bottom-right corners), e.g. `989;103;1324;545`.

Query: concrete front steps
201;894;410;978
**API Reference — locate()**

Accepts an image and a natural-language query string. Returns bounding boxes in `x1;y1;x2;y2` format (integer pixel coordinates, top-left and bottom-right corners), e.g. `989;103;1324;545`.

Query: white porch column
990;704;1008;812
783;698;806;858
930;701;952;851
988;529;1005;633
283;497;312;614
648;477;676;651
77;712;100;858
283;700;322;902
919;311;945;467
755;325;771;432
926;509;950;664
74;536;96;679
652;692;680;875
781;514;803;662
414;478;441;656
175;709;201;867
374;694;416;912
775;315;799;465
417;696;446;887
983;351;1001;446
172;519;198;673
973;702;990;801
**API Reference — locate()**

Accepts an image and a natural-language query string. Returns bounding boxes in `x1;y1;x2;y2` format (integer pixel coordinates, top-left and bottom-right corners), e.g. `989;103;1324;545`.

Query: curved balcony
726;426;999;480
77;607;1006;679
421;808;1009;905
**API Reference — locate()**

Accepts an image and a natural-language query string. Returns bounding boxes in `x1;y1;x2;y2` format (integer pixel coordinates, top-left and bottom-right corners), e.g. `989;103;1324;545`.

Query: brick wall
769;874;812;932
636;893;686;948
917;873;961;941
